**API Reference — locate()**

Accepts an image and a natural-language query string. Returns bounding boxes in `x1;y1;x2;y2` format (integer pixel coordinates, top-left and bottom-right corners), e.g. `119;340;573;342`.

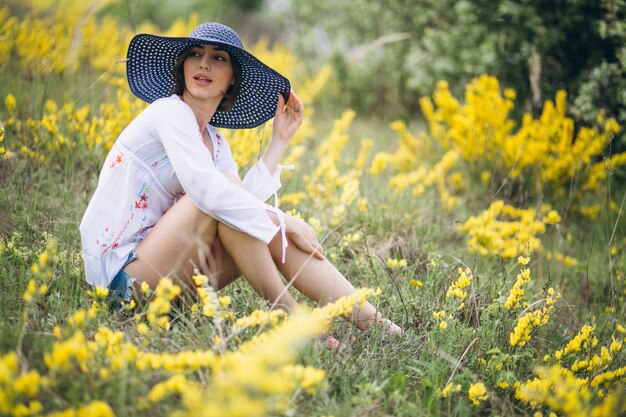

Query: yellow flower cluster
467;382;488;406
545;320;626;385
553;324;597;361
232;309;287;331
0;352;47;417
509;288;560;347
504;259;532;310
143;374;197;405
419;75;622;195
23;238;57;306
2;233;381;417
146;277;181;331
515;365;591;417
457;201;560;258
0;107;5;158
431;267;475;330
410;279;423;287
44;326;139;376
0;8;16;65
433;310;452;330
570;346;613;373
386;258;407;269
370;120;425;174
583;151;626;191
0;5;180;77
439;382;461;398
44;400;115;417
2;90;147;165
591;364;626;388
166;288;378;416
515;364;626;417
278;364;326;394
369;74;623;224
446;267;473;307
372;128;462;211
545;251;579;266
420;77;516;163
281;110;373;228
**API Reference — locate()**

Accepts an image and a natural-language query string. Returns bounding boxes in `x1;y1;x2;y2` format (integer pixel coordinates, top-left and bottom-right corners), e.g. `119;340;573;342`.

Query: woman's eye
189;51;201;57
214;55;227;61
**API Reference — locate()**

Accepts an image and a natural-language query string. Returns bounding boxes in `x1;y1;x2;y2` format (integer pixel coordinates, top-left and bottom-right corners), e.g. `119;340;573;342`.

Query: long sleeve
209;126;282;202
242;160;283;202
147;99;279;243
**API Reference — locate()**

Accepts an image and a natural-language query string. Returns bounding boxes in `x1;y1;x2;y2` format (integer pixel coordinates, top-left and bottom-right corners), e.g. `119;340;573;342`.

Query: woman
80;22;401;334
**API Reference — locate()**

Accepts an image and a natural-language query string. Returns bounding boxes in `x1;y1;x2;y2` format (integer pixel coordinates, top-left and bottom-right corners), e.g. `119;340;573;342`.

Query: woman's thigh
123;195;240;291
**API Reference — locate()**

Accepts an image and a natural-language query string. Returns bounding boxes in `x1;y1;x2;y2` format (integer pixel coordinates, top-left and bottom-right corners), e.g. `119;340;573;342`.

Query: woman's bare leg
123;195;400;332
124;195;301;312
124;196;219;290
216;222;302;313
267;232;402;333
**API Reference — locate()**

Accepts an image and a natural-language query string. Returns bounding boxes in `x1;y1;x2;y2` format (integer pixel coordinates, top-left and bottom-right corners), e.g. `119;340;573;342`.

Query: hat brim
126;34;291;129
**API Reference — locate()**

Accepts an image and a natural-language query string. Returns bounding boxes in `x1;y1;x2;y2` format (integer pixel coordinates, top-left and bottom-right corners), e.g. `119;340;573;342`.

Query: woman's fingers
284;90;303;115
273;90;304;140
285;215;324;259
294;235;324;260
307;243;324;260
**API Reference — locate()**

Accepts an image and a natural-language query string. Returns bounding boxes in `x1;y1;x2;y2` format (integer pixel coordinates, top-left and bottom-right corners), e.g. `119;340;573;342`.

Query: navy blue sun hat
126;22;291;129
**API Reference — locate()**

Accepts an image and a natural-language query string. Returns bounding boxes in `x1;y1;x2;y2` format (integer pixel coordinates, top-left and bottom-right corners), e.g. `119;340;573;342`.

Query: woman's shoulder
145;95;191;117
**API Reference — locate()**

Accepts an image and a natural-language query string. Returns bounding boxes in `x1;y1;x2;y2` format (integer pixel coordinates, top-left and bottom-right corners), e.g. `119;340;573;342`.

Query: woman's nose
199;55;211;69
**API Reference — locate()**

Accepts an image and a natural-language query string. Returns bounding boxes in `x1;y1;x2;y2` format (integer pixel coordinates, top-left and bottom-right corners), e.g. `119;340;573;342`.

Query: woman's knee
168;195;219;242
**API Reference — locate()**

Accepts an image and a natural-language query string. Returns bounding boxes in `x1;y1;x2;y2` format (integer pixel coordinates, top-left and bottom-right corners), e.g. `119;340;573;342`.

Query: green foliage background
285;0;626;134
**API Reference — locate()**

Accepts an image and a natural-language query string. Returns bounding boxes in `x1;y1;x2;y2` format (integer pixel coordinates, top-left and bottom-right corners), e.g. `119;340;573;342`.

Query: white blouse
80;95;283;288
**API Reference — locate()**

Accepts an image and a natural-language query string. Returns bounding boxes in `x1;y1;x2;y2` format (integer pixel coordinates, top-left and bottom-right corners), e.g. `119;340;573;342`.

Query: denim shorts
107;250;138;309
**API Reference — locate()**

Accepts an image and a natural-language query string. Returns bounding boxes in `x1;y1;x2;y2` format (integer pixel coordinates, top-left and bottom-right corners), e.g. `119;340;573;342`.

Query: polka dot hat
126;22;291;129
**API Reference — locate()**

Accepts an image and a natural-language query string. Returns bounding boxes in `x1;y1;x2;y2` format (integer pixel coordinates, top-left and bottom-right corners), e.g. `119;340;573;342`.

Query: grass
1;61;625;416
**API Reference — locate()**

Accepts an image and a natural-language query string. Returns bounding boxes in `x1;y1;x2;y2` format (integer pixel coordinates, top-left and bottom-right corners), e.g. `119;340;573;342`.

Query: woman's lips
193;74;212;85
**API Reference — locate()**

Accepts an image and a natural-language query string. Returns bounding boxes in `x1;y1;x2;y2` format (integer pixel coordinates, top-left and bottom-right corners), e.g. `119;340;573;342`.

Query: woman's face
183;44;234;104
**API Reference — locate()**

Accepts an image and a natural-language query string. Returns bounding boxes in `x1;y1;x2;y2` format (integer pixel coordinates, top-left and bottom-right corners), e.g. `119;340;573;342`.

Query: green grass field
1;6;626;417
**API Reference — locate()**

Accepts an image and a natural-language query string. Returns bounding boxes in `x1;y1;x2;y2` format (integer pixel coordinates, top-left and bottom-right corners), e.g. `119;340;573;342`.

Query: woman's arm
217;91;303;202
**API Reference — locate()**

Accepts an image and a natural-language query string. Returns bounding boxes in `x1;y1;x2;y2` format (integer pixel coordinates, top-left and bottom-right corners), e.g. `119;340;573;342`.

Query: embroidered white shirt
80;95;282;288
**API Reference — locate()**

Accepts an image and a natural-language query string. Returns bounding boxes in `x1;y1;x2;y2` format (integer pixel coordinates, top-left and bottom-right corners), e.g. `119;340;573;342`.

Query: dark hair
171;45;242;112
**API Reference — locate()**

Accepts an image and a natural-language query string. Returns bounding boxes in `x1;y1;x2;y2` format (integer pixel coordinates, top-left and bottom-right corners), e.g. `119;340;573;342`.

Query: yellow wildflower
387;258;407;269
504;267;531;310
554;323;595;360
5;94;16;113
468;382;488;406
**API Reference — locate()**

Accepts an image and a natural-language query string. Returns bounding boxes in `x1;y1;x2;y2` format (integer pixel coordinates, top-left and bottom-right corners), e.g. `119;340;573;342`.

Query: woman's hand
272;90;304;142
285;214;324;260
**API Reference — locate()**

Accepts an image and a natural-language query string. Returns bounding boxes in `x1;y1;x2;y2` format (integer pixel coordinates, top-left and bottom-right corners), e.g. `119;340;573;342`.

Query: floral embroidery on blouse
135;193;149;210
110;151;124;168
214;129;223;160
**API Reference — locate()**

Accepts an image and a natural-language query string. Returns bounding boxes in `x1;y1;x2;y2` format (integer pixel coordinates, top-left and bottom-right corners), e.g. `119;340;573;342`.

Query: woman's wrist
269;134;290;151
262;137;289;174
